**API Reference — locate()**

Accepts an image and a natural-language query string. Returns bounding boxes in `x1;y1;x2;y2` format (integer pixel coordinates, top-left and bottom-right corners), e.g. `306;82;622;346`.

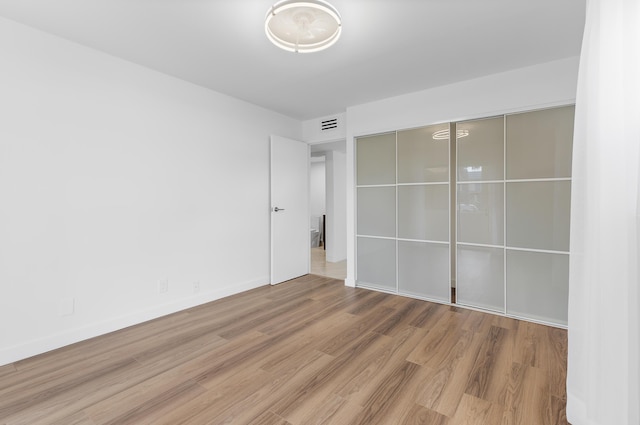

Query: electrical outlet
193;281;200;293
158;278;169;294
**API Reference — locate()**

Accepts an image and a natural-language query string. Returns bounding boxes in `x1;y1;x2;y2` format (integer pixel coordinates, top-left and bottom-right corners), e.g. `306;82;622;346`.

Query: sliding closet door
505;106;574;325
456;117;505;312
355;124;451;301
356;132;397;291
397;123;450;302
455;106;573;325
355;105;574;327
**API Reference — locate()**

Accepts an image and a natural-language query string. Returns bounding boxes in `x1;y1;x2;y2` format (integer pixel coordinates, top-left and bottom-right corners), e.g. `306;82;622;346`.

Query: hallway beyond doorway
311;246;346;280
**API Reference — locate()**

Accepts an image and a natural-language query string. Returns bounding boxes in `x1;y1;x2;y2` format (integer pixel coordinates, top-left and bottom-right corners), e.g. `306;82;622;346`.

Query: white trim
506;177;572;183
0;276;269;366
349;100;577;142
457;179;505;185
355;234;396;240
457;241;504;249
505;246;570;255
307;137;346;145
356;183;396;188
353;137;358;284
355;282;397;295
456;300;504;315
503;115;508;315
397;238;449;245
450;123;456;298
505;312;567;329
353;103;575;328
447;128;452;302
395;131;399;293
398;290;450;305
356;284;567;330
397;181;449;186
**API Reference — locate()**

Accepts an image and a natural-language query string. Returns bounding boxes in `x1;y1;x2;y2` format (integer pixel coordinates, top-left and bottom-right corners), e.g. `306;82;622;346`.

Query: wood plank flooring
0;275;568;424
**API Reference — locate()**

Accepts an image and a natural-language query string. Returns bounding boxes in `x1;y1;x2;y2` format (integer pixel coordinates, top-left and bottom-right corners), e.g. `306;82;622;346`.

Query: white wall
325;151;347;263
309;161;326;218
302;112;346;144
345;57;580;286
0;17;301;366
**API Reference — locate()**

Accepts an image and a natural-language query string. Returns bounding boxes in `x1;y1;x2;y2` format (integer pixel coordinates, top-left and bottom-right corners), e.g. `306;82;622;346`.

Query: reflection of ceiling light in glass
432;129;470;140
432;129;449;140
465;166;483;173
265;0;342;53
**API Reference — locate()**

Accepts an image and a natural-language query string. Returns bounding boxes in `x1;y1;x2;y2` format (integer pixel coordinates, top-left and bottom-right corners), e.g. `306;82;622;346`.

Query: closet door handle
273;207;285;212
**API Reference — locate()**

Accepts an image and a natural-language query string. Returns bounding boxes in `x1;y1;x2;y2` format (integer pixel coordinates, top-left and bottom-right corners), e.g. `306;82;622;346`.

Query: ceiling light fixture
265;0;342;53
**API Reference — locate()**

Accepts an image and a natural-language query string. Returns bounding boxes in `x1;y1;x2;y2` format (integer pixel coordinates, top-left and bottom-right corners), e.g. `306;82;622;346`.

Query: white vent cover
320;117;340;132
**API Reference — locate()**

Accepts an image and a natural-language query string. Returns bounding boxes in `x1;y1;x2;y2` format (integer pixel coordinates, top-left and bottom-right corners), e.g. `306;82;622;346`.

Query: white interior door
270;135;309;284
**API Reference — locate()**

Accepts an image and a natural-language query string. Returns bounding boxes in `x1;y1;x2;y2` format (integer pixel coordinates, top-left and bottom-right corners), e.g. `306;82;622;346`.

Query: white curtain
567;0;640;424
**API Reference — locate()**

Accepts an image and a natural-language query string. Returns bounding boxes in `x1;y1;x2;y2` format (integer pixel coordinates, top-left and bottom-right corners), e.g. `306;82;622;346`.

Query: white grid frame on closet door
503;114;508;317
453;107;572;328
355;127;453;304
355;104;573;329
395;130;398;295
454;115;507;315
395;126;451;304
354;131;398;294
502;106;573;328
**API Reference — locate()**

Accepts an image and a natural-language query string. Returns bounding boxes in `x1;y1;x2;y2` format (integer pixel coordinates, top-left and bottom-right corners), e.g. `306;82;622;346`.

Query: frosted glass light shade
265;0;342;53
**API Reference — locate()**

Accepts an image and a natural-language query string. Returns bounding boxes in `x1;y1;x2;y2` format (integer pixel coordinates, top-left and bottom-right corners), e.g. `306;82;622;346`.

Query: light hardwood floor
310;247;346;280
0;275;568;424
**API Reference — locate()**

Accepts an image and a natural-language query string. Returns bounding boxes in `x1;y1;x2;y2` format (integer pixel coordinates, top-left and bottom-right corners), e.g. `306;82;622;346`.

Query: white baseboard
0;276;268;367
344;277;356;287
326;253;347;263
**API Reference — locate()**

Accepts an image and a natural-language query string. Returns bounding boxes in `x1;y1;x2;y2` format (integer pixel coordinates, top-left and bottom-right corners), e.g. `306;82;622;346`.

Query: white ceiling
0;0;585;120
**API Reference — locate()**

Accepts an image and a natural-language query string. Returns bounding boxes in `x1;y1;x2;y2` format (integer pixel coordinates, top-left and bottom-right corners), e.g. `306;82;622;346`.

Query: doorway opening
310;140;347;280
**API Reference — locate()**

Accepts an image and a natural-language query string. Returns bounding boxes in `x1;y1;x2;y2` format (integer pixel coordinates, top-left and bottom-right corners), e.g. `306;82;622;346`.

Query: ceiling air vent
320;117;339;132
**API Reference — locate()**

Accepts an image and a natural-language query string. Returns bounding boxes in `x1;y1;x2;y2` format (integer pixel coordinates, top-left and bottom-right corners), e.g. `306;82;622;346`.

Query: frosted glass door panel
357;186;396;237
506;250;569;325
357;237;396;291
397;124;449;183
457;246;504;312
356;133;396;185
398;185;449;241
506;181;571;251
457;117;504;182
398;241;450;302
458;183;504;245
506;106;574;179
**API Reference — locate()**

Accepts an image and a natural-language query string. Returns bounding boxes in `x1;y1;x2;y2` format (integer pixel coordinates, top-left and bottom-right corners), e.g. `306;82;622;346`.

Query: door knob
274;207;285;212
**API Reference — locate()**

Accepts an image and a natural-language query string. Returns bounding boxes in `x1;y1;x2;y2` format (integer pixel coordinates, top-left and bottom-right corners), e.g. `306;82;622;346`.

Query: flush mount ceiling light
265;0;342;53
